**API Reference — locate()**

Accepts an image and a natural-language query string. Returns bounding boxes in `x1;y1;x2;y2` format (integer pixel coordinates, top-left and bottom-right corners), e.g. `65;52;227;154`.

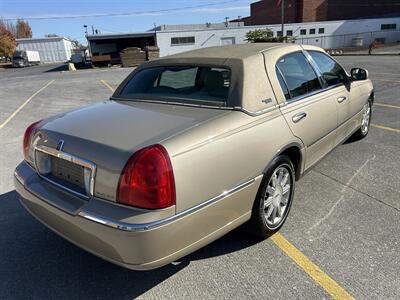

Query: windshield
13;51;24;59
117;66;231;106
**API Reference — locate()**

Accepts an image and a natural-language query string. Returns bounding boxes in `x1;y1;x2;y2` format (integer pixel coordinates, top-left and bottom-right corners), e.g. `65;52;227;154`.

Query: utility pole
83;25;91;62
153;22;158;47
281;0;285;39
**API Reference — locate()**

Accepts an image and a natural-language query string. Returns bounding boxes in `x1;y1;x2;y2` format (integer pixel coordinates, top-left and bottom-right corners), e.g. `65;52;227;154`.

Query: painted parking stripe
374;103;400;109
271;233;354;300
372;78;400;83
100;79;115;92
372;72;400;76
371;124;400;133
0;80;55;129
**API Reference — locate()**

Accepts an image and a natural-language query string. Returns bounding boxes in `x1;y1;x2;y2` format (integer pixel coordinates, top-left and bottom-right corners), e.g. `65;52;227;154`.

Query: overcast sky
0;0;252;43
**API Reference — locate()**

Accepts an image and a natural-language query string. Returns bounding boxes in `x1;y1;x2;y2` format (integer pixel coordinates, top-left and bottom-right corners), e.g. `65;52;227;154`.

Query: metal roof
86;32;155;41
16;37;72;42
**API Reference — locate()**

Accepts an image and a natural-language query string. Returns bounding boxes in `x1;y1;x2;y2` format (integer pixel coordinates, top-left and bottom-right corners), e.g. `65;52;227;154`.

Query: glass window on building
286;30;293;36
381;24;396;30
309;29;316;34
318;28;325;34
300;29;307;35
171;36;195;45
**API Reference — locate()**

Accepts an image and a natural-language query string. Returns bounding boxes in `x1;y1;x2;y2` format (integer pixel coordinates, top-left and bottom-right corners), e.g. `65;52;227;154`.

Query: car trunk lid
35;100;229;201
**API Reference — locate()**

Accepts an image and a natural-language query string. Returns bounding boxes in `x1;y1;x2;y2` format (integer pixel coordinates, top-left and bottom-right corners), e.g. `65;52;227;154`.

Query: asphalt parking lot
0;57;399;299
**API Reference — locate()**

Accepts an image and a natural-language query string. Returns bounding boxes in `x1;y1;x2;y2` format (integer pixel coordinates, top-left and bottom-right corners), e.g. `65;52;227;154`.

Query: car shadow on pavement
0;190;187;299
183;225;262;262
44;64;69;72
0;190;261;299
44;63;92;73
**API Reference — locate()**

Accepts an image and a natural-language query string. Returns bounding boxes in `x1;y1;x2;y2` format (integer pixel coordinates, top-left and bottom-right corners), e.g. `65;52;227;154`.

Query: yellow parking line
374;103;400;109
271;233;354;300
0;80;55;129
371;124;400;133
100;79;115;92
373;72;400;76
372;78;400;83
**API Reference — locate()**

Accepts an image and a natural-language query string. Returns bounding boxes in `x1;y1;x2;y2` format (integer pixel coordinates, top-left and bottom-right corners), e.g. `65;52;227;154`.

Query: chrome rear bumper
14;161;261;270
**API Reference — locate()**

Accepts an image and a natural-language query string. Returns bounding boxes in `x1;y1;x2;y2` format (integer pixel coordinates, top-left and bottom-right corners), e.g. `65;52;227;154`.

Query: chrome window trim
279;83;346;107
235;105;279;117
302;50;326;88
34;145;97;199
78;176;258;232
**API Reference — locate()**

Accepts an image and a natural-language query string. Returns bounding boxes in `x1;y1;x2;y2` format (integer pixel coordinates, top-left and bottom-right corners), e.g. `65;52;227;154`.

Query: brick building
241;0;400;25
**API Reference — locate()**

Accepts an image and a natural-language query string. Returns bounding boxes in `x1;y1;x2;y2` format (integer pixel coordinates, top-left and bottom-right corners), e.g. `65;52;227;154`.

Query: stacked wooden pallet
146;46;160;61
120;47;146;67
91;55;111;67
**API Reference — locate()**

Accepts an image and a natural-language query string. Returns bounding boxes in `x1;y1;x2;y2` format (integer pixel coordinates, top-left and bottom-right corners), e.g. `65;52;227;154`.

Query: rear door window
276;52;322;100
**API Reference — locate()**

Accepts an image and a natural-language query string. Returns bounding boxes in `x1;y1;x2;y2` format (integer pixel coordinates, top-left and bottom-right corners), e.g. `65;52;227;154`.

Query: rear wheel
248;155;295;238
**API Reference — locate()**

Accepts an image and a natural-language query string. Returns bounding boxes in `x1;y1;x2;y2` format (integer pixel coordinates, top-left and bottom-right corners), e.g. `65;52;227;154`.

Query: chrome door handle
337;96;347;103
292;112;307;123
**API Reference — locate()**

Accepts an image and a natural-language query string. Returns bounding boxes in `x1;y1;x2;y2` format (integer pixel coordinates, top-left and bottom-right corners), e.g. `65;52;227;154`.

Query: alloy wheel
263;166;292;228
361;102;371;135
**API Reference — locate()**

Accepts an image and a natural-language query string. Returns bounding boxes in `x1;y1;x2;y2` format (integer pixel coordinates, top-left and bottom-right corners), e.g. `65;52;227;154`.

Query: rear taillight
117;144;176;209
23;120;42;163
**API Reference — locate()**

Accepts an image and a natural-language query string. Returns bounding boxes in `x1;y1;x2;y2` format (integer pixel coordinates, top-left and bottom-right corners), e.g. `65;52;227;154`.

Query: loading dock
86;32;156;65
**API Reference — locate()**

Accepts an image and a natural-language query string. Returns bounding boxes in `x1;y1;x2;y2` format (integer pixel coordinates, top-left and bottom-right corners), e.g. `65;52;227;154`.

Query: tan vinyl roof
134;43;322;114
163;43;288;60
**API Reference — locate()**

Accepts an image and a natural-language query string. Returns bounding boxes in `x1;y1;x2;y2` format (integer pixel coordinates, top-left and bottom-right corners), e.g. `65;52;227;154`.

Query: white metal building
16;37;74;63
155;17;400;56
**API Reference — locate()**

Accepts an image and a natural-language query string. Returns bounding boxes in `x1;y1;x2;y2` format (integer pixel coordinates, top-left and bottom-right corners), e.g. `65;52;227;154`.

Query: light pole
281;0;285;40
225;17;229;27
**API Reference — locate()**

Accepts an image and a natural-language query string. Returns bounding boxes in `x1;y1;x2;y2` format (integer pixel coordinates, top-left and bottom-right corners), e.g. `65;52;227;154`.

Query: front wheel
248;155;295;238
353;100;372;140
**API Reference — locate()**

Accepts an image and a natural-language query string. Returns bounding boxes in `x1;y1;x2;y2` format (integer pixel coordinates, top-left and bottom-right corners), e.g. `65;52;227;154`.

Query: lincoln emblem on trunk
56;140;64;151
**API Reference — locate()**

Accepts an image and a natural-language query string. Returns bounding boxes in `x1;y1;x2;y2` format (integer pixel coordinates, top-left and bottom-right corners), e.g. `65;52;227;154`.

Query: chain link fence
295;29;400;52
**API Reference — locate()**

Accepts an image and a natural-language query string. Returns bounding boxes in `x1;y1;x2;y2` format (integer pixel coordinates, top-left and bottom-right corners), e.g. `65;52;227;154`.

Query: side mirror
351;68;369;81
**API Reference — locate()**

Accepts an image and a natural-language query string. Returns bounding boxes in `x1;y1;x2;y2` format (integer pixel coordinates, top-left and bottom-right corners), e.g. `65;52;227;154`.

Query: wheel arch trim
262;142;305;181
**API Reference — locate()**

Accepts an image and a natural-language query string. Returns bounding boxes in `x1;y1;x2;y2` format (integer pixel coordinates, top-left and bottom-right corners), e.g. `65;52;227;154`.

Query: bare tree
0;17;17;36
16;19;32;38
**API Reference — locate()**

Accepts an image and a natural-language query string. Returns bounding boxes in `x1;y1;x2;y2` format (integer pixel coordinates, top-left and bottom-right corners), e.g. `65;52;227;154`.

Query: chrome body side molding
78;177;257;232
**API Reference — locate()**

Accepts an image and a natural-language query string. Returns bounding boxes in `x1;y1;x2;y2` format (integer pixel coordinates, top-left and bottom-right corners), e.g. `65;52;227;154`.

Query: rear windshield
117;66;231;106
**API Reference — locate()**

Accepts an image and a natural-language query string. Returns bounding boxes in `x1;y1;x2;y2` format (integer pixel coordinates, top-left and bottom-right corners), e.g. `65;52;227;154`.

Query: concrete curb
0;63;12;69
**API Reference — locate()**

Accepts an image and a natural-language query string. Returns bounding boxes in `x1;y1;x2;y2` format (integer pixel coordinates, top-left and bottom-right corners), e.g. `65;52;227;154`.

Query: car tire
353;100;372;140
248;155;295;238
